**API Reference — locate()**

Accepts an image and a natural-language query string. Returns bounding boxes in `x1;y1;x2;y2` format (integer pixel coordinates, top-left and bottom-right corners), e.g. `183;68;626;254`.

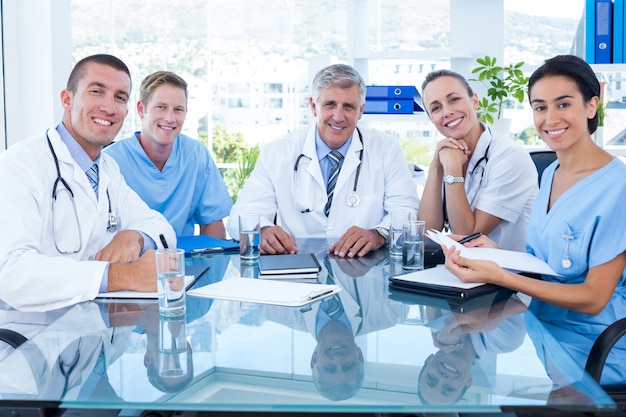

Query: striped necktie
324;151;343;217
86;163;99;194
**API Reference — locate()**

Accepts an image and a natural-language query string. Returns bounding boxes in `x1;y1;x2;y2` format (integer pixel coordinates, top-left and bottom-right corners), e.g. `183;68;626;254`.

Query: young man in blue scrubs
105;71;232;238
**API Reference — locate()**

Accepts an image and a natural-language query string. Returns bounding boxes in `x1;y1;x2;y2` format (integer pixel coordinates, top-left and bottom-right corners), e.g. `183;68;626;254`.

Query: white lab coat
0;303;128;400
227;125;420;239
0;128;175;312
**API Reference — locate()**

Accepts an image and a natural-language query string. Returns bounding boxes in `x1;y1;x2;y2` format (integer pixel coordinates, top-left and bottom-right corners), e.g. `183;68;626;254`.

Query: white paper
395;265;486;289
427;230;559;276
187;278;341;307
97;275;195;299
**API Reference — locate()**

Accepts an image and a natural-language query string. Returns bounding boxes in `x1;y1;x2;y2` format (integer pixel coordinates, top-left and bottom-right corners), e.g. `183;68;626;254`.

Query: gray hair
311;64;366;105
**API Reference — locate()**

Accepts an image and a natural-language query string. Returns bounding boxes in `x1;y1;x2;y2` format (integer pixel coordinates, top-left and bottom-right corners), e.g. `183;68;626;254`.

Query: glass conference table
0;239;616;415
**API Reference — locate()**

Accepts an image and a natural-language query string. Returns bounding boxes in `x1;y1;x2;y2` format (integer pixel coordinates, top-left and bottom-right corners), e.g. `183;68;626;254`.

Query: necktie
321;258;344;319
86;163;99;194
324;151;343;217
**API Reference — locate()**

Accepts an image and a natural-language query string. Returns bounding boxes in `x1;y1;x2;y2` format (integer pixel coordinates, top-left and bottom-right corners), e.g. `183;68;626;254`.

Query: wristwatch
375;227;389;244
443;174;465;185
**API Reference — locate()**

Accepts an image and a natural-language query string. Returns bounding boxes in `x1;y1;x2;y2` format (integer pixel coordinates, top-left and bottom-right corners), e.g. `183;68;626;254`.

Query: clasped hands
433;137;469;171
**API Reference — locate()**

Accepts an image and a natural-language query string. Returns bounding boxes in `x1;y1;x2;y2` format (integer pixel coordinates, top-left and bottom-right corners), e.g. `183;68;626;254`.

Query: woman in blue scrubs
442;55;626;384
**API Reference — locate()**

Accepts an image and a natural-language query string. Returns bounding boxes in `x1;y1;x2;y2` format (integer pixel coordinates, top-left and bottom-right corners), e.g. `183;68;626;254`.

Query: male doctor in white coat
0;54;175;312
227;64;419;258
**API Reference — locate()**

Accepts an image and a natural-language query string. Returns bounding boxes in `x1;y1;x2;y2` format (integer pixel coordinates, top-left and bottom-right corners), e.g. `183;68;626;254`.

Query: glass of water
389;210;414;259
402;220;425;270
239;213;261;263
156;248;186;316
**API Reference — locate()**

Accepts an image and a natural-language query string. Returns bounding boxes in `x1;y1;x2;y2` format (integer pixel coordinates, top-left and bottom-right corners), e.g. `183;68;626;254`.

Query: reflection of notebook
388;282;513;313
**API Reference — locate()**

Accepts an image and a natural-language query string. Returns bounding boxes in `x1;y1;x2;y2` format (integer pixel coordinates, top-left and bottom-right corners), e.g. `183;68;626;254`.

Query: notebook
388;265;513;304
96;263;210;299
258;253;322;276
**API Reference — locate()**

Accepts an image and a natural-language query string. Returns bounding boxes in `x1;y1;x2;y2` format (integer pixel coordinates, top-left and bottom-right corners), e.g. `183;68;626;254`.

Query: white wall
2;0;72;147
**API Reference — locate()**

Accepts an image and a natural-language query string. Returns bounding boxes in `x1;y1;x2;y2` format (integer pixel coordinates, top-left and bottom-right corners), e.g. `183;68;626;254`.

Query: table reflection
0;240;616;414
417;295;527;405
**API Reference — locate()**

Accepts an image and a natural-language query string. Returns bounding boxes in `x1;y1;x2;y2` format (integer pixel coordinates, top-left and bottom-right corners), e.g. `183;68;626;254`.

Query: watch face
444;175;463;184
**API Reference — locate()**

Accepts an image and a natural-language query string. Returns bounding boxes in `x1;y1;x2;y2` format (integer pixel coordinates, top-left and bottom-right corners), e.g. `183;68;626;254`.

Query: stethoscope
58;337;82;399
47;132;118;254
293;128;364;213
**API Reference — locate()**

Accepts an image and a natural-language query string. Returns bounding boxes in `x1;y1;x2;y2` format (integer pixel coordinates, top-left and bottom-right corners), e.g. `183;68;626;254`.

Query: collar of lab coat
301;125;364;193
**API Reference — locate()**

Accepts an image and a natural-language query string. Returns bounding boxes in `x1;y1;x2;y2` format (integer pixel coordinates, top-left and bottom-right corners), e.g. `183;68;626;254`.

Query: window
26;0;613;157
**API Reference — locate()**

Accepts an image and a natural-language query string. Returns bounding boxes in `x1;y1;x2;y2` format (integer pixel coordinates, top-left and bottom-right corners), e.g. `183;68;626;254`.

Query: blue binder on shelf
364;85;424;114
366;85;419;100
364;99;422;114
614;0;625;64
585;0;596;64
595;0;613;64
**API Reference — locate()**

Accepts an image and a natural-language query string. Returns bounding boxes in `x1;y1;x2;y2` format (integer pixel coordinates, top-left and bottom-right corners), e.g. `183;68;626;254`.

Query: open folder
427;230;559;276
96;263;210;299
187;278;341;307
176;235;239;255
389;265;513;303
97;275;197;299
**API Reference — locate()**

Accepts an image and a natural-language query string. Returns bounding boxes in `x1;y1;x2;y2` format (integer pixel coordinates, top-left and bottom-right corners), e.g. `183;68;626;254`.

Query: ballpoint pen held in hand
457;232;482;245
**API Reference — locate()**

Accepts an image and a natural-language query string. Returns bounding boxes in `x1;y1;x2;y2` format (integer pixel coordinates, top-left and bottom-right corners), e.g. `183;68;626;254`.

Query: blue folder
614;0;625;64
177;235;239;255
366;85;419;100
595;0;613;64
586;0;596;63
364;99;424;114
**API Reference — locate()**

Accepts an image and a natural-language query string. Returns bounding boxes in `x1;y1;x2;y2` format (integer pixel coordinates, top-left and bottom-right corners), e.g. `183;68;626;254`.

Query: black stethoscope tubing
47;132;117;236
294;127;364;211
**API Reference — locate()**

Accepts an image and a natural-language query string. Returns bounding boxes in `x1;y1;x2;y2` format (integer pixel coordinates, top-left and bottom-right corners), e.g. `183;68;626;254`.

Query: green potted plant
470;55;529;125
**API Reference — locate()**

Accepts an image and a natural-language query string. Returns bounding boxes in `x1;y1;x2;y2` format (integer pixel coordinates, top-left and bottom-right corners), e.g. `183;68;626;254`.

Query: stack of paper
426;230;559;276
187;278;341;307
258;253;322;279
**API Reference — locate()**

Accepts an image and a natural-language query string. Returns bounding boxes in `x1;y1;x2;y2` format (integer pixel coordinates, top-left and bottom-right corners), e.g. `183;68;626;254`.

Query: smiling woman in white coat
227;64;419;258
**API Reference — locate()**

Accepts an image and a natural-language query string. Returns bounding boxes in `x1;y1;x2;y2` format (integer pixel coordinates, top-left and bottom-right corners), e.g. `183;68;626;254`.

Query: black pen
306;289;334;301
458;232;482;244
159;234;169;249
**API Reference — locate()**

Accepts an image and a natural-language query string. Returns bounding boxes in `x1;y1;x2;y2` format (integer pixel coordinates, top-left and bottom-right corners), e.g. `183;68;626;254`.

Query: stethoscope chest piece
560;233;574;269
346;192;360;207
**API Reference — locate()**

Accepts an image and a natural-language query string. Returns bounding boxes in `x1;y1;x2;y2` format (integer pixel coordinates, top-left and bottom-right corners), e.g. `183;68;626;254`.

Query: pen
458;232;482;244
159;234;169;249
306;289;334;301
190;247;225;254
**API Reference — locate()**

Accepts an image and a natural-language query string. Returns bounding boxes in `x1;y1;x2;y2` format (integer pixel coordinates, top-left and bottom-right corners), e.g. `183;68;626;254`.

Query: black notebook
258;253;322;276
388;265;513;304
388;286;514;312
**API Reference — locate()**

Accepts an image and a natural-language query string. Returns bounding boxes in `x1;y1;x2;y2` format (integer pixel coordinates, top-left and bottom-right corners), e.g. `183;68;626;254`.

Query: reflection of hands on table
331;250;386;278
